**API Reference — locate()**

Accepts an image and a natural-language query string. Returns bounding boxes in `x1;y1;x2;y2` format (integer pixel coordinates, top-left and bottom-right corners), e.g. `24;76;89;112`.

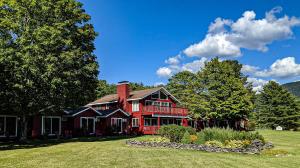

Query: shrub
205;140;223;147
181;131;191;144
158;125;196;142
148;136;170;143
190;135;198;143
224;140;251;148
246;121;256;131
195;128;264;144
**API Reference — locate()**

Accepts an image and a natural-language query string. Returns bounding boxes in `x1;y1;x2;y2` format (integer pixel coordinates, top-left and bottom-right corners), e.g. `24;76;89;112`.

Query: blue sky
79;0;300;91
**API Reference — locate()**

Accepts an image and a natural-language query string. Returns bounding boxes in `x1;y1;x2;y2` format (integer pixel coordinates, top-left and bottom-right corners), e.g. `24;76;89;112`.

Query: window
161;118;173;125
151;91;159;99
0;116;17;137
145;100;153;106
132;100;139;112
160;92;168;100
132;118;139;127
153;101;160;107
161;102;170;107
42;116;61;135
80;117;95;134
144;118;158;126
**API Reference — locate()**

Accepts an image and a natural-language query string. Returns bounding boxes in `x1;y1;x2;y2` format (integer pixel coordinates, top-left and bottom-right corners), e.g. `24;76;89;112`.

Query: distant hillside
282;81;300;98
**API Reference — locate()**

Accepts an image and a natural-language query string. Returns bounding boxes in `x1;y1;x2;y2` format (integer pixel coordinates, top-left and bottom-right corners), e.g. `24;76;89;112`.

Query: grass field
0;130;299;168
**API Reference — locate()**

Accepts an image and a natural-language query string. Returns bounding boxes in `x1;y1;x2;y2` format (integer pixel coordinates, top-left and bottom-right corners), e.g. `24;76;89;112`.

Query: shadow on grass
0;136;136;151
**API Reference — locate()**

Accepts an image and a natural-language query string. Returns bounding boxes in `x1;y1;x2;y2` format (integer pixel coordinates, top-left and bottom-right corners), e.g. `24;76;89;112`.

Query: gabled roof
97;109;130;118
64;106;102;117
87;87;172;105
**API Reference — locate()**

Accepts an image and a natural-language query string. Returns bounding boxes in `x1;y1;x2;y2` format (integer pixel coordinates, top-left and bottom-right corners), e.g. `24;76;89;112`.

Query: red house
0;81;189;139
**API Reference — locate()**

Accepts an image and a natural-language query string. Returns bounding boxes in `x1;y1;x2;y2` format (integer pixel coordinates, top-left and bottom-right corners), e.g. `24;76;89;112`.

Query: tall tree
166;71;209;118
256;81;300;130
96;80;116;98
199;58;254;127
0;0;98;139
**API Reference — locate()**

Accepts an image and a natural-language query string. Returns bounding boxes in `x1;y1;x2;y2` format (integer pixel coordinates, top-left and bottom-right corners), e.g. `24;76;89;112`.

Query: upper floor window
132;100;139;112
151;91;168;100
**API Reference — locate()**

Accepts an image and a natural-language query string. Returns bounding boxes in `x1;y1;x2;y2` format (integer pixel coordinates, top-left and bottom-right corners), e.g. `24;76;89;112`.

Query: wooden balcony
142;105;188;116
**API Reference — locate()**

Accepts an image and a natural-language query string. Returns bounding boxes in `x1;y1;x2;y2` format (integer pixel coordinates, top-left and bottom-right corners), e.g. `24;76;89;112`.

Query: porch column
157;117;160;129
182;118;188;127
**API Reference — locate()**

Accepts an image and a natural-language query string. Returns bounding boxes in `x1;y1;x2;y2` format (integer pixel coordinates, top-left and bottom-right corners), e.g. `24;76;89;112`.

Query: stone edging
126;139;274;154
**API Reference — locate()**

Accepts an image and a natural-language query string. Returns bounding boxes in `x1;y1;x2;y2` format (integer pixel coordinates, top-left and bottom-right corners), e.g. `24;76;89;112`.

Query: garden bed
126;139;274;154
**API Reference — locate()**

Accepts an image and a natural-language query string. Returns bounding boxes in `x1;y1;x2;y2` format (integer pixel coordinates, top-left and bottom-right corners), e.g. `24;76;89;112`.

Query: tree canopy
167;58;255;128
0;0;99;138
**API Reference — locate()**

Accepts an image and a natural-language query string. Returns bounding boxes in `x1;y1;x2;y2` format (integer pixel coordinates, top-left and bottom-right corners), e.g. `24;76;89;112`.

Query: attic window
151;91;159;99
160;92;167;100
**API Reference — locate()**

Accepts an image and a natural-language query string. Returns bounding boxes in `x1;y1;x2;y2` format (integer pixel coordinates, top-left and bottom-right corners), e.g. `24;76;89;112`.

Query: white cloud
241;64;259;74
254;57;300;78
184;33;241;57
165;54;182;65
247;77;269;92
182;58;207;73
184;7;300;57
154;82;165;86
156;67;172;78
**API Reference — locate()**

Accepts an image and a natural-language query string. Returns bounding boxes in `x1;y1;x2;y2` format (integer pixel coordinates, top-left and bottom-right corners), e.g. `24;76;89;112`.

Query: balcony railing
142;105;188;116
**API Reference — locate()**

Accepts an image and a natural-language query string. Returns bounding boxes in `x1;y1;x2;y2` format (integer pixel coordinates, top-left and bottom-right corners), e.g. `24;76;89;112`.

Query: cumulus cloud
184;7;300;57
247;77;269;92
165;54;182;65
241;64;260;74
184;33;242;57
254;57;300;78
156;67;172;78
182;58;207;73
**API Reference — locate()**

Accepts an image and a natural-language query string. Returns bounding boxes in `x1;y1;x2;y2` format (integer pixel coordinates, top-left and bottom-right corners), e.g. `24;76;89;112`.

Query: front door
81;117;95;135
111;118;123;133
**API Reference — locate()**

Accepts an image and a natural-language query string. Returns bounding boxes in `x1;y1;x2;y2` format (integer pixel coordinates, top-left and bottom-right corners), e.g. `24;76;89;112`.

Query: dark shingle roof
64;106;90;116
88;87;162;105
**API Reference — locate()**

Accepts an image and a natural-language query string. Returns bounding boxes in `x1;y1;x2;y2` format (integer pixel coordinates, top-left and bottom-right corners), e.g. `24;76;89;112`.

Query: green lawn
0;130;299;168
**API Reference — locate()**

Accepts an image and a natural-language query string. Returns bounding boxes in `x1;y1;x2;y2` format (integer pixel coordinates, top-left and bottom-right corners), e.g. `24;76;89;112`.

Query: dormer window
151;91;159;99
151;91;168;100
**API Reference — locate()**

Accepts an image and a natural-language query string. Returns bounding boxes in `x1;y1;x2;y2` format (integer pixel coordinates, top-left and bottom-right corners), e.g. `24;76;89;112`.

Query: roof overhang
152;114;190;119
64;107;102;117
127;87;181;103
86;101;118;106
97;108;130;118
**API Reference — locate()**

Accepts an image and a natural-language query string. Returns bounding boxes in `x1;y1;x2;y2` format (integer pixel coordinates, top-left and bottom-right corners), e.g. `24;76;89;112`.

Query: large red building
0;81;190;138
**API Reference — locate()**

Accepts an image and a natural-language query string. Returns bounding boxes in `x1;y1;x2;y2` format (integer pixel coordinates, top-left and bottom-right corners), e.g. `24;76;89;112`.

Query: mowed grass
0;130;299;168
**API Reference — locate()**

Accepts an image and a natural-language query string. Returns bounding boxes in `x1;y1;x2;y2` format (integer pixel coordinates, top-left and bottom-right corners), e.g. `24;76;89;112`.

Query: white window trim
132;118;139;127
111;118;123;133
145;100;170;107
0;115;18;137
80;117;96;134
41;116;61;136
132;100;139;112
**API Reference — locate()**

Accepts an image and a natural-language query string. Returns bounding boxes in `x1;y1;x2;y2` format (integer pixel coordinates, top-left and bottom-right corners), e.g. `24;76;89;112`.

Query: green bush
195;127;264;144
158;125;196;142
246;121;256;131
181;131;192;144
205;140;223;147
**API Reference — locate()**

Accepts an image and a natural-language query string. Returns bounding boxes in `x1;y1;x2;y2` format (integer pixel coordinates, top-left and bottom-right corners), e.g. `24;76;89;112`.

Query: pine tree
199;58;254;127
256;81;300;130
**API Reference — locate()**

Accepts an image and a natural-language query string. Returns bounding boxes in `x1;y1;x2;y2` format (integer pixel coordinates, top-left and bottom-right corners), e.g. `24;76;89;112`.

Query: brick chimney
117;81;130;111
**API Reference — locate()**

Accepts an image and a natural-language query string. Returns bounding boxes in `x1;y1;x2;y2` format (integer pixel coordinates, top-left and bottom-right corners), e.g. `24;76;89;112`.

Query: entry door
81;117;95;134
111;118;123;133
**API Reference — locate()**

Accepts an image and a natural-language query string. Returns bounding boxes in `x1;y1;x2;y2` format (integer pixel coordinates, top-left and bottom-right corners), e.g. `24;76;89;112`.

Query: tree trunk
20;115;28;142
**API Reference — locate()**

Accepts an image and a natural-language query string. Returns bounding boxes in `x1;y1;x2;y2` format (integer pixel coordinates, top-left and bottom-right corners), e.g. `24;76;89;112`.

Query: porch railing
142;105;188;116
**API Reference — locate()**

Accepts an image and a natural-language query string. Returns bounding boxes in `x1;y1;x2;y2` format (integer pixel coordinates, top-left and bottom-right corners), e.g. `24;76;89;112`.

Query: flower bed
126;139;274;154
